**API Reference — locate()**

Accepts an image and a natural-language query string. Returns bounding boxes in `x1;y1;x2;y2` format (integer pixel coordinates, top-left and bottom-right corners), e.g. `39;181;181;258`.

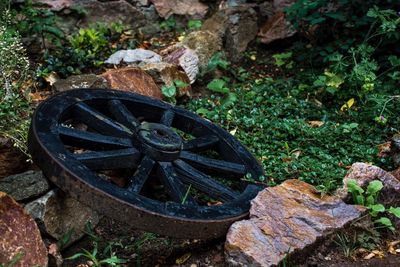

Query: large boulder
77;0;146;29
101;67;163;99
202;5;258;62
225;179;365;267
151;0;208;19
25;190;99;246
257;12;296;45
0;171;49;202
0;192;48;267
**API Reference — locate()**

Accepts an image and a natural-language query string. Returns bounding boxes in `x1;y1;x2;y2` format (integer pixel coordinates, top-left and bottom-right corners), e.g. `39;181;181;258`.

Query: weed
347;179;400;231
161;79;189;104
334;232;357;257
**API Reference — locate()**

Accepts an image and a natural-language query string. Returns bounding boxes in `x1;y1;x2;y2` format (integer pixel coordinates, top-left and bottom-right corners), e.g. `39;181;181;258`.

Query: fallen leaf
175;253;191;265
307;120;325;128
340;98;355;112
44;72;60;86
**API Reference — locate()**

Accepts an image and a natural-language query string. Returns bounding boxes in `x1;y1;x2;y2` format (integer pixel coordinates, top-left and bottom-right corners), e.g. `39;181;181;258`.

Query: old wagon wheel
28;89;265;239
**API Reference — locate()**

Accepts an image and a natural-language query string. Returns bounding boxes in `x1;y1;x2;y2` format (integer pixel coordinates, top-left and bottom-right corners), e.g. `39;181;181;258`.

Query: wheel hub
137;122;182;161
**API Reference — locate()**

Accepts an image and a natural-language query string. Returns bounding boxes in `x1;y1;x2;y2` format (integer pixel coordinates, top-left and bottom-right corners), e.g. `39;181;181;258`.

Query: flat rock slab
0;171;49;202
0;192;48;267
225;179;365;267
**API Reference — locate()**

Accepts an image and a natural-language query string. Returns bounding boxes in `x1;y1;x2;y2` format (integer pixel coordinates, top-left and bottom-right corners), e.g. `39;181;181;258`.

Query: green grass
186;77;398;193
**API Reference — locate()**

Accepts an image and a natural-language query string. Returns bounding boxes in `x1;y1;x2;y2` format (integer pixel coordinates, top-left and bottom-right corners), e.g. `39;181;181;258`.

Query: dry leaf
377;142;391;158
307;120;325;128
44;72;60;86
175;253;191;265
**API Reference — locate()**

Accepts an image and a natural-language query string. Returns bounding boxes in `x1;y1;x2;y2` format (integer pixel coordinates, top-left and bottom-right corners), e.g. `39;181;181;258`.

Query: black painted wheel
28;89;265;239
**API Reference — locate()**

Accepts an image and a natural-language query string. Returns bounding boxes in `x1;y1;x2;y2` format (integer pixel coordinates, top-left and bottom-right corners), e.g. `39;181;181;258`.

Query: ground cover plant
2;0;400;265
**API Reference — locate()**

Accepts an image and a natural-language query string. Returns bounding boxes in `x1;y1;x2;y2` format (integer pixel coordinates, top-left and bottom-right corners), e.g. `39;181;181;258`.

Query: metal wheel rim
28;88;265;238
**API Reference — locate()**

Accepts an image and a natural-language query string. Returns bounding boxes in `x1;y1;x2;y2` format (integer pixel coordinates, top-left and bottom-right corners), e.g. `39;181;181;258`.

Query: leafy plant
160;16;177;31
187;19;202;31
38;21;134;77
161;79;189;104
0;7;32;155
272;52;293;69
347;179;400;231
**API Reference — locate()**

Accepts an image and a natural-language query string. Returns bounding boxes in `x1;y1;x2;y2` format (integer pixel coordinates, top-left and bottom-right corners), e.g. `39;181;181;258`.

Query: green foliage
203;52;230;75
187;20;202;31
0;7;32;155
272;52;293;69
347;179;400;231
160;16;177;31
38;21;134;77
186;76;395;193
161;80;189;104
66;222;126;266
284;2;400;124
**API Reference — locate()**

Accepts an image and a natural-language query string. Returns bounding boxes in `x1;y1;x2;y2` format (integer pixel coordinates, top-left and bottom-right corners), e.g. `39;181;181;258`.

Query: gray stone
202;5;258;62
77;0;146;29
225;179;365;267
25;190;99;246
0;171;49;202
52;74;108;93
337;162;400;207
105;49;162;65
151;0;208;19
181;30;222;70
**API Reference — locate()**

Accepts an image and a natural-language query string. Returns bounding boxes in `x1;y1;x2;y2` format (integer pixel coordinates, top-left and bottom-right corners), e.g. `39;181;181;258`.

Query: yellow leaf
178;35;185;42
175;253;191;265
340;98;355;112
250;54;256;61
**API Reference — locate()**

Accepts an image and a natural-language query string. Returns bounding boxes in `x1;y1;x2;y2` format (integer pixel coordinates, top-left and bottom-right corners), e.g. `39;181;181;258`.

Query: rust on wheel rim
28;89;265;239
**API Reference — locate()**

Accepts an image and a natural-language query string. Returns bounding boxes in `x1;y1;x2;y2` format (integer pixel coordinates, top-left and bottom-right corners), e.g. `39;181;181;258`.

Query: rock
0;171;49;202
25;190;99;246
151;0;208;19
77;0;146;29
105;49;162;65
101;67;163;99
391;134;400;167
273;0;296;11
202;6;258;61
33;0;74;11
257;12;296;44
0;192;48;267
0;137;29;179
52;74;108;93
141;62;192;97
225;179;365;267
163;47;199;84
181;30;222;70
337;163;400;207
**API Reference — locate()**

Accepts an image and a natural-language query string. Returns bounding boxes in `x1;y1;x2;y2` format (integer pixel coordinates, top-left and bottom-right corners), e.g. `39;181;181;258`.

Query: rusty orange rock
0;192;48;267
101;67;163;99
225;180;365;266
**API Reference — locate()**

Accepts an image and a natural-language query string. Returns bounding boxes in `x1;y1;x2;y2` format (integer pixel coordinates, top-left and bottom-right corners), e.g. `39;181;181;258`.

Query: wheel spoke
58;126;132;150
180;151;246;177
108;99;140;131
158;162;196;204
183;135;219;151
126;156;155;193
75;148;141;170
73;102;132;137
160;109;174;126
174;159;239;201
